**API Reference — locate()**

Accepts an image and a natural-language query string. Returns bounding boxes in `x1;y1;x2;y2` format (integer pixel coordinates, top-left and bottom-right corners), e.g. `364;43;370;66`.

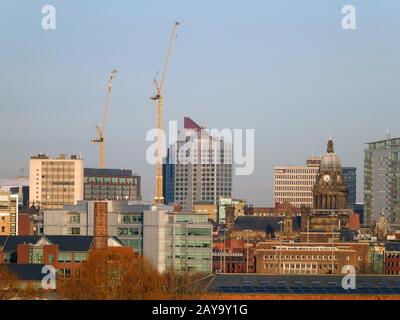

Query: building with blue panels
342;167;356;210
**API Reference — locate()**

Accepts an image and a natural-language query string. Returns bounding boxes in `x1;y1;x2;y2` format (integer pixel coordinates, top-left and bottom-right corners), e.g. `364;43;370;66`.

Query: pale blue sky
0;1;399;205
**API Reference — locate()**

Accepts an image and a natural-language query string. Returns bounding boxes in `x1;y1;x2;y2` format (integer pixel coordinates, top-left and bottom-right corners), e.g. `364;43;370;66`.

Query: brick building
0;235;124;278
255;241;371;275
213;239;255;273
385;242;400;275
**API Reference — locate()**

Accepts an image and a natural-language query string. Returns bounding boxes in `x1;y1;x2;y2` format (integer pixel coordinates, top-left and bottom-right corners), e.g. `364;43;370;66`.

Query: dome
319;139;342;171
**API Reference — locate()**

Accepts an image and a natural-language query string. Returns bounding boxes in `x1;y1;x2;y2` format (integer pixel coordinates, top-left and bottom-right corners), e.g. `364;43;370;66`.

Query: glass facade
342;167;356;210
84;168;141;201
166;213;213;273
364;137;400;224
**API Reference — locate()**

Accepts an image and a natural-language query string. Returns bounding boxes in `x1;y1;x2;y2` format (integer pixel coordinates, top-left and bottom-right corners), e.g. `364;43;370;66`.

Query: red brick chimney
93;202;108;250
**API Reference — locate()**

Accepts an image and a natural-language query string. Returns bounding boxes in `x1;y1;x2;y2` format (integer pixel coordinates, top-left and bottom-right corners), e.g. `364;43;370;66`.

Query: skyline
1;1;400;205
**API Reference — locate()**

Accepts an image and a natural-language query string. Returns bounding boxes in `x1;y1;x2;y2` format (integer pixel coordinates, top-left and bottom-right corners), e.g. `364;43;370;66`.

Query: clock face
323;174;331;182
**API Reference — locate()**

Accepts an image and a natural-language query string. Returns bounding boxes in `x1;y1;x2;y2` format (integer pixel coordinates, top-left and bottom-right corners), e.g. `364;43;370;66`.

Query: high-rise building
0;191;18;235
29;153;84;209
342;167;356;210
164;117;233;210
364;135;400;225
162;149;175;205
83;168;141;201
274;157;320;208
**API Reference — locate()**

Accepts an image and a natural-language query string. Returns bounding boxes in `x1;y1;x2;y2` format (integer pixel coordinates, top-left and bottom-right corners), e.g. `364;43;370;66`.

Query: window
59;268;71;278
74;253;88;263
69;214;80;224
29;247;44;264
70;227;80;235
58;253;72;263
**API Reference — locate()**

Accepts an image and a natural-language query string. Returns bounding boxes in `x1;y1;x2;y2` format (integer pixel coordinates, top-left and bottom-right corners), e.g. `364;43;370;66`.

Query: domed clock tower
313;138;347;210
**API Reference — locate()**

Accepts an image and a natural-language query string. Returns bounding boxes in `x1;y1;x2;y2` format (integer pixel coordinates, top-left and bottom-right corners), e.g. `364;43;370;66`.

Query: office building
342;167;356;210
143;205;213;273
29;153;84;209
84;168;141;201
164;117;233;210
274;157;320;208
162;149;175;205
43;200;150;254
0;177;29;209
364;135;400;225
0;191;18;235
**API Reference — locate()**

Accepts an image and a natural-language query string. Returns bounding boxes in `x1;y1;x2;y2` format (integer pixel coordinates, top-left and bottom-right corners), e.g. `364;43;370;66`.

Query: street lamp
243;229;253;273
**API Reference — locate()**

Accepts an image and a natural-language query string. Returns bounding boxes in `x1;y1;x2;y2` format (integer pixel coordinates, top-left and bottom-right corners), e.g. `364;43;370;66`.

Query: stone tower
313;138;348;210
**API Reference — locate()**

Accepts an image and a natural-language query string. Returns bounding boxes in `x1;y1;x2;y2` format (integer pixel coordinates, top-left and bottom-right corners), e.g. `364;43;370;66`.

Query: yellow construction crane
91;69;117;168
151;21;180;204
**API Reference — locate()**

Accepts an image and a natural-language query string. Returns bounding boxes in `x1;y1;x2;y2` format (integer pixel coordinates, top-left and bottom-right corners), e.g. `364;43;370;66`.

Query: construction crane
151;21;180;204
91;69;117;169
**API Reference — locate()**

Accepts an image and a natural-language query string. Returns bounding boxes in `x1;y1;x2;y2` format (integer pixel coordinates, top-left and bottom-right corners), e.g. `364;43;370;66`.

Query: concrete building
43;200;150;254
0;191;18;235
364;135;400;225
84;168;141;201
0;177;29;209
274;157;320;209
143;205;213;273
29;153;84;209
164;117;233;210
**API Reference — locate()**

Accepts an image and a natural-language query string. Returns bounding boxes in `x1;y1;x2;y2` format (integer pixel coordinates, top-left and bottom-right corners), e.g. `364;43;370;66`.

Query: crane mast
151;21;180;204
91;69;117;168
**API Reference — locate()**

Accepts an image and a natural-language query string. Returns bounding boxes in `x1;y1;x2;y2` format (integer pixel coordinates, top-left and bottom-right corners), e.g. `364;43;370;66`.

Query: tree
0;266;18;300
58;247;164;300
161;269;209;300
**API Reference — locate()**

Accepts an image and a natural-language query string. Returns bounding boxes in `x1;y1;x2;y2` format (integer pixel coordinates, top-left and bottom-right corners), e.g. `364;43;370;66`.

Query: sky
0;0;399;206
